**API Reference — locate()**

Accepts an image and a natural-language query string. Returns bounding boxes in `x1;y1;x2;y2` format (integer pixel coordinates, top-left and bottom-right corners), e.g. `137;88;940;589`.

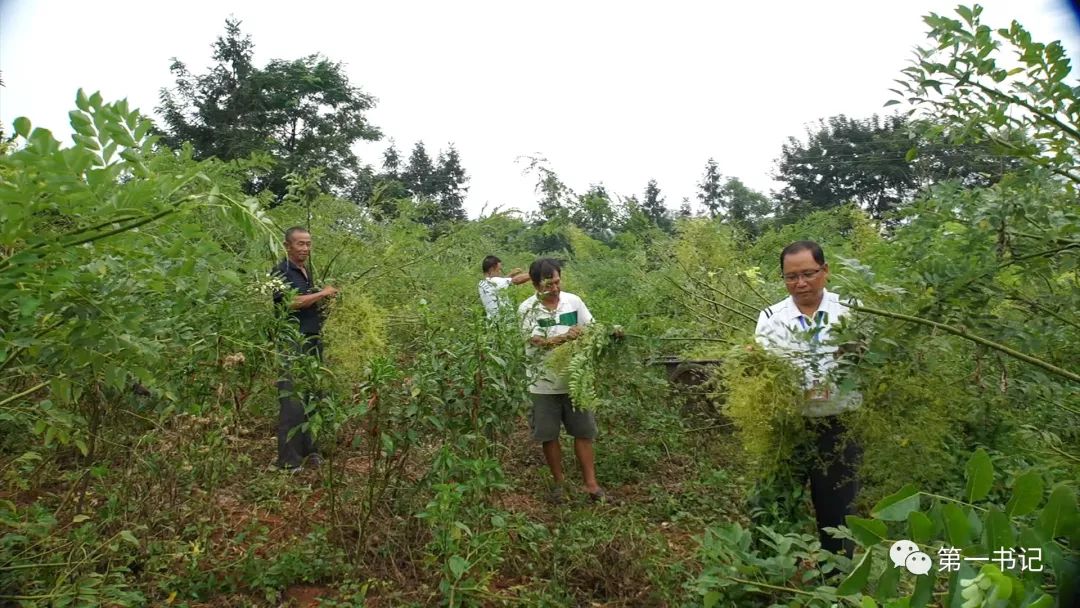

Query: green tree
403;141;437;199
642;178;672;231
519;156;572;223
719;177;771;236
158;18;381;200
697;158;723;218
774;113;1011;220
895;4;1079;185
678;197;694;218
435;145;468;222
571;184;618;238
382;140;402;179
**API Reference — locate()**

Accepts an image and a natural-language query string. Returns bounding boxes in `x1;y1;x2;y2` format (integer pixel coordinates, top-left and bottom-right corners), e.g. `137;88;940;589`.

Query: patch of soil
339;454;374;476
494;489;551;521
283;585;333;607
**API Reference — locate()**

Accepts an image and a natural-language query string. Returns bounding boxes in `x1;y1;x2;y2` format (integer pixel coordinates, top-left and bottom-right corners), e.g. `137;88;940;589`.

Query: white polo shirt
479;276;513;318
754;289;862;417
518;292;594;394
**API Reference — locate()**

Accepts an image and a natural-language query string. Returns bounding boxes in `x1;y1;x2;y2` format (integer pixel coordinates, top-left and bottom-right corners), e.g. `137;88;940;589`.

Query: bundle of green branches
718;343;807;472
321;289;388;383
547;323;616;411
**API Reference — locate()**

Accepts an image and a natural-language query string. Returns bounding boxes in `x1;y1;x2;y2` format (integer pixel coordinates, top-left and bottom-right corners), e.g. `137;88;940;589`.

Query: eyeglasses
782;267;824;283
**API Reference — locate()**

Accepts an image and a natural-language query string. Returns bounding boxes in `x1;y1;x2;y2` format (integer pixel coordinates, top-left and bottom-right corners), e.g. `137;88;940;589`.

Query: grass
1;377;815;608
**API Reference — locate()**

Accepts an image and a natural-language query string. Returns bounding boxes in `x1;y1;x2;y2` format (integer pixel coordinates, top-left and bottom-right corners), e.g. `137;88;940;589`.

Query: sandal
588;488;612;504
547;485;566;505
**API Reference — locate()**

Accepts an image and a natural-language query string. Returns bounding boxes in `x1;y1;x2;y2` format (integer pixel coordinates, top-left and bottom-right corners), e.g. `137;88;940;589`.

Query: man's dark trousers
808;415;861;556
276;335;322;468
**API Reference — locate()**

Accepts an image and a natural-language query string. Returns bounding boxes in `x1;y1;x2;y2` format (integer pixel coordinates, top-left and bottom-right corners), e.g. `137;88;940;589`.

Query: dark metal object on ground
648;357;725;418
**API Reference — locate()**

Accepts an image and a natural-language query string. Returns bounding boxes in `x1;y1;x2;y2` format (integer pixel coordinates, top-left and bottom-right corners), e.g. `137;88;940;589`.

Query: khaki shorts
529;393;598;442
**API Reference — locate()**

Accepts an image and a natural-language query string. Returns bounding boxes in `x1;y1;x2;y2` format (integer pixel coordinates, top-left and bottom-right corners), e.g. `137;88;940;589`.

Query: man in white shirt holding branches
518;258;607;504
755;240;863;557
478;255;530;319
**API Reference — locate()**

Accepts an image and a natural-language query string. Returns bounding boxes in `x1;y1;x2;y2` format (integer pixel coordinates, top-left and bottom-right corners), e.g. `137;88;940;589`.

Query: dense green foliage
1;5;1078;607
159;19;381;201
773;113;1014;220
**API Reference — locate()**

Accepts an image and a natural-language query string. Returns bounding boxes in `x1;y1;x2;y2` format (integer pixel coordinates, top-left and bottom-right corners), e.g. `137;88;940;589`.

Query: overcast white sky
1;1;1077;217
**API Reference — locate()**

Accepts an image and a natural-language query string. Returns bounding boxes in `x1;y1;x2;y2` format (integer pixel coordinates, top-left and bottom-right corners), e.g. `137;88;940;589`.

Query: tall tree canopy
370;141;468;226
382;140;402;178
158;18;381;200
642;179;672;231
773;113;1011;220
434;145;468;223
718;177;771;236
402;141;437;199
571;184;618;238
697;158;723;218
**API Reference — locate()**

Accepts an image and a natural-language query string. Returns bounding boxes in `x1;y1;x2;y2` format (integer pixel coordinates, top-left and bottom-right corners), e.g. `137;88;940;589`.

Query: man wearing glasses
754;240;862;557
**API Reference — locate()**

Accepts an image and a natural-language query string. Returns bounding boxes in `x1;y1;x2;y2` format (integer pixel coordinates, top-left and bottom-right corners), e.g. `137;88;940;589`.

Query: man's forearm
530;332;579;349
291;291;327;310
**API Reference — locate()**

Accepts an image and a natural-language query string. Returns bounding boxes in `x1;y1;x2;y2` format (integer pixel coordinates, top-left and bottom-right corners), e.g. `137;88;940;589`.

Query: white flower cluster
253;274;289;297
222;352;246;368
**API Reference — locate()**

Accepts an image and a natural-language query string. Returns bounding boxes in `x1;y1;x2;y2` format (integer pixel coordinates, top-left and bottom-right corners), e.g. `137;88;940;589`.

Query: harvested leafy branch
717;343;807;473
547;323;619;411
321;289;388;383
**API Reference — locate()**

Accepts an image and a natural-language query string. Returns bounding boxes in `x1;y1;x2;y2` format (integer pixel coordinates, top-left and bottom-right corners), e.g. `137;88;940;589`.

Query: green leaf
50;377;72;406
13;116;31;138
703;591;721;608
964;448;993;502
1004;471;1043;517
860;597;877;608
76;89;90;111
873;564;901;601
908;511;934;544
1022;594;1053;608
447;555;468;580
872;484;921;521
69;110;92;127
106;124;136;148
838;551;872;595
119;530;139;547
72;134;101;151
846;516;888;547
219;270;240;285
1036;484;1077;540
910;570;934;608
1049;548;1079;607
942;503;972;546
905;147;919;162
133;120;152;141
957;5;974;26
982;507;1014;553
944;560;977;608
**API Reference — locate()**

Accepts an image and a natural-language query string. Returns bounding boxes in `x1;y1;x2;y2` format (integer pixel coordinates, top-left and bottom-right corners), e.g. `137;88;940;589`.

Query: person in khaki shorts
517;258;606;503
